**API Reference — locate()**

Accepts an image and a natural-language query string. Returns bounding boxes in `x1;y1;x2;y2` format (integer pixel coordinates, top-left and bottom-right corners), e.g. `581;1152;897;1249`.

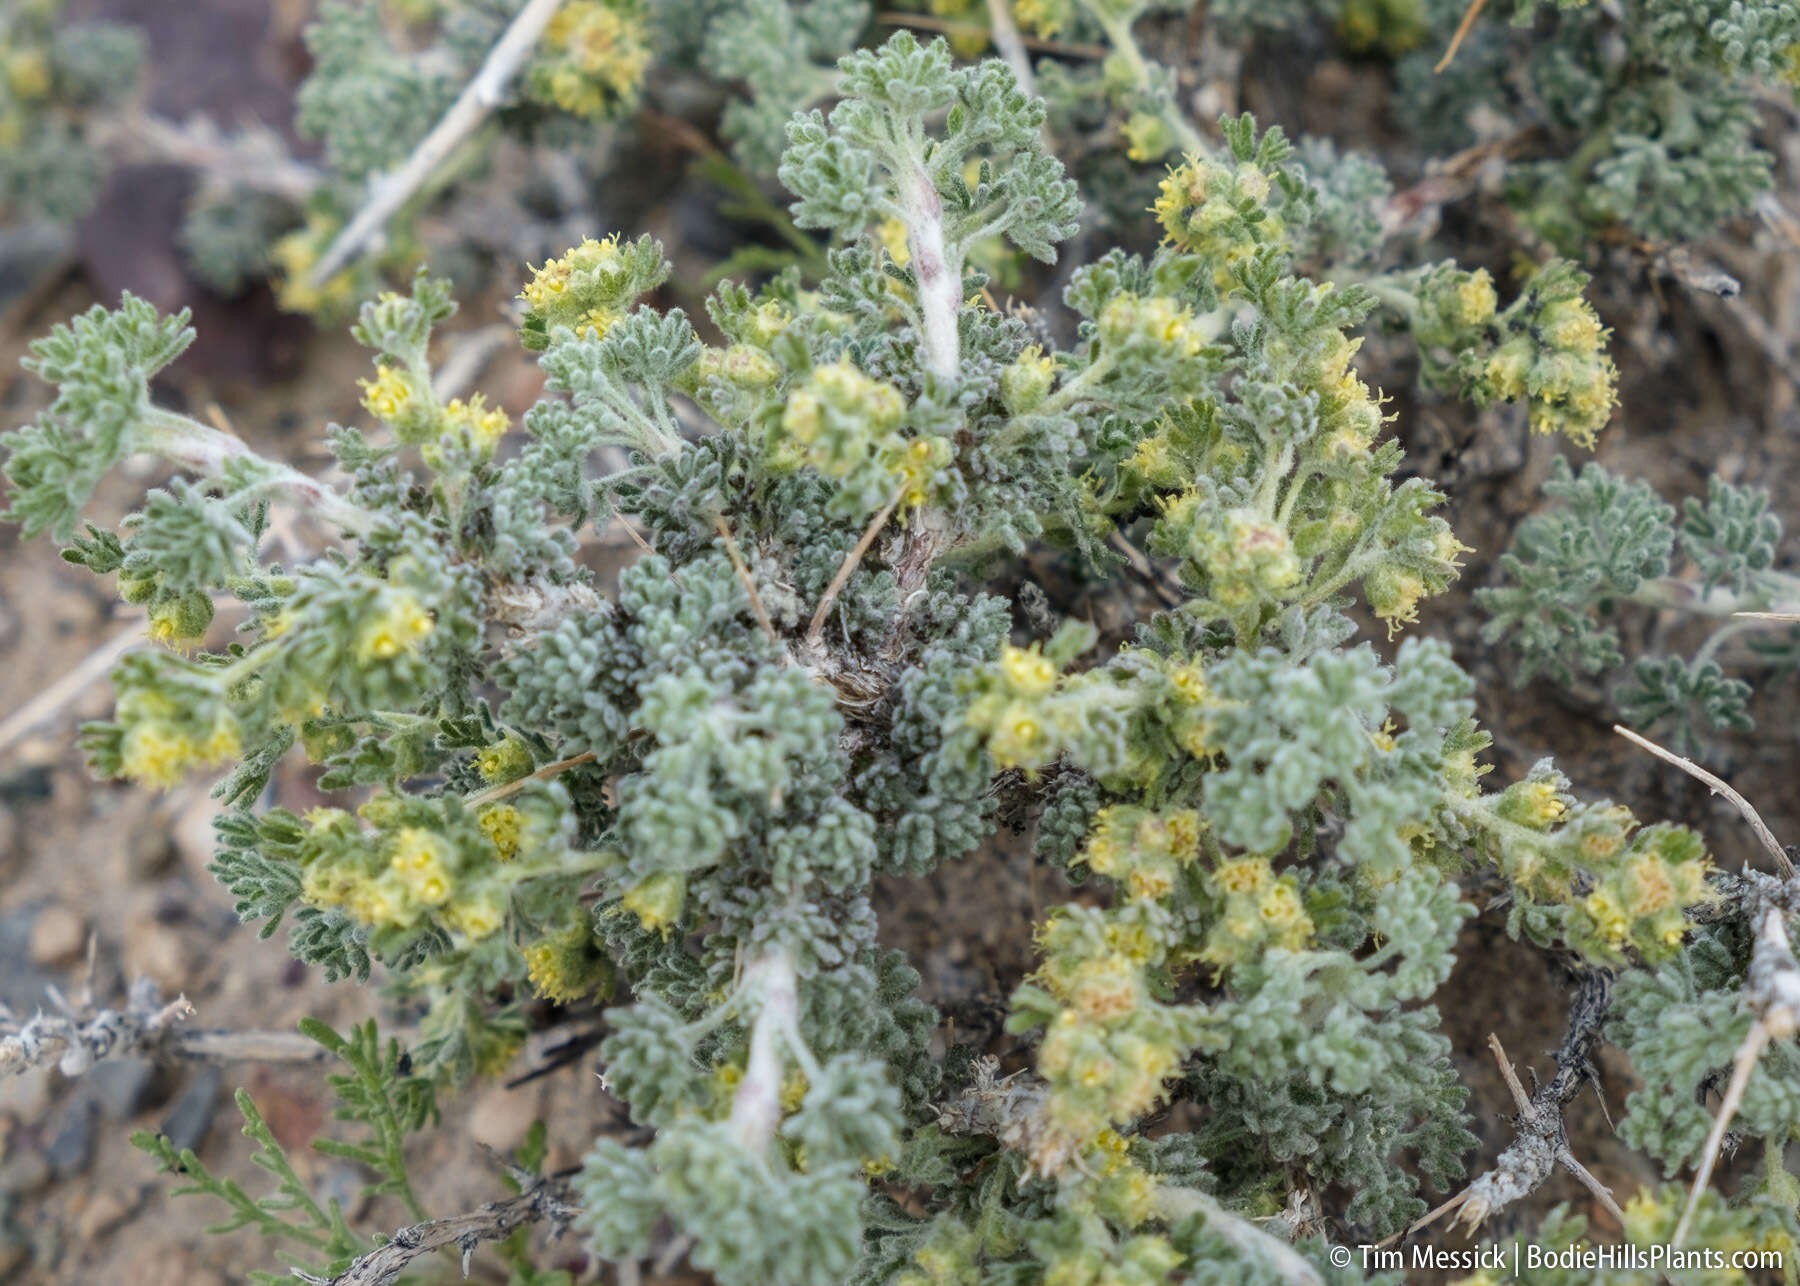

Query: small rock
27;906;87;968
76;1189;132;1241
0;1153;48;1197
45;1095;97;1179
0;1235;27;1281
158;1067;224;1155
467;1081;543;1153
90;1058;159;1121
0;1068;54;1123
124;916;190;988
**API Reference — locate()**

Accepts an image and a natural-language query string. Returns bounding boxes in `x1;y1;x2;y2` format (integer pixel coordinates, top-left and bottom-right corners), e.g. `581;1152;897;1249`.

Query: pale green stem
140;409;375;535
1088;9;1210;158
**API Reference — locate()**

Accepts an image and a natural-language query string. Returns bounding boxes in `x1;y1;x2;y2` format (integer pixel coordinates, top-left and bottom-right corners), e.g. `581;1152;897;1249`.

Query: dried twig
1389;972;1619;1243
0;974;338;1079
1109;530;1184;608
806;489;904;648
715;515;781;647
118;114;322;202
1434;0;1491;72
0;617;147;757
292;1172;580;1286
308;0;564;285
464;748;599;809
1613;724;1793;878
1673;908;1800;1247
0;976;192;1079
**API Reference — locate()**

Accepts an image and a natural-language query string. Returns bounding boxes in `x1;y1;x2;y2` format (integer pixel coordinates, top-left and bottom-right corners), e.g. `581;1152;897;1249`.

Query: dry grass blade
1434;0;1491;72
308;0;564;284
1613;724;1793;877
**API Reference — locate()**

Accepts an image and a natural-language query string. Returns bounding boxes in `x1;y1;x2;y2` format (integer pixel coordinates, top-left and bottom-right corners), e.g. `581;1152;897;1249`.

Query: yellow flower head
357;591;434;663
622;870;686;936
479;805;525;862
359;364;414;423
1001;644;1058;697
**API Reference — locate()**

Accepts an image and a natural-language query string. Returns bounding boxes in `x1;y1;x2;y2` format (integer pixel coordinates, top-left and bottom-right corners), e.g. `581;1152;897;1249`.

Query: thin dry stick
1383;977;1620;1247
1613;724;1794;878
806;489;904;647
1434;0;1491;72
308;0;564;285
0;618;146;757
293;1173;579;1286
985;0;1037;95
465;749;598;809
1486;1034;1625;1227
1673;908;1800;1247
1736;610;1800;623
714;515;780;646
1108;530;1183;608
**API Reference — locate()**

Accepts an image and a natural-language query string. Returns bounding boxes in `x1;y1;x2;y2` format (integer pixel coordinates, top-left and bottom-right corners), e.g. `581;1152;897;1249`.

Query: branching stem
308;0;565;284
806;489;905;648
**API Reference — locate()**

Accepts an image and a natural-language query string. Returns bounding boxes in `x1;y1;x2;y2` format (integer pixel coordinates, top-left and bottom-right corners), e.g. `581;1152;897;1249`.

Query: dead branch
0;974;336;1079
1614;724;1794;878
308;0;564;285
1391;970;1620;1242
292;1172;580;1286
1673;907;1800;1247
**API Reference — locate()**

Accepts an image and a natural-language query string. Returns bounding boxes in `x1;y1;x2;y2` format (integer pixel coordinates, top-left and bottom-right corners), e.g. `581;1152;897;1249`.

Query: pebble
0;1153;48;1196
158;1067;223;1155
124;916;190;988
26;906;87;968
0;1068;54;1123
76;1190;132;1241
45;1095;97;1179
90;1058;159;1121
467;1082;543;1153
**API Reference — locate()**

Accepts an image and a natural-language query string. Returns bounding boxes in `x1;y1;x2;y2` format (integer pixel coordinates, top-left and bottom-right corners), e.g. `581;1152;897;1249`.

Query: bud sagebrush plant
10;21;1800;1286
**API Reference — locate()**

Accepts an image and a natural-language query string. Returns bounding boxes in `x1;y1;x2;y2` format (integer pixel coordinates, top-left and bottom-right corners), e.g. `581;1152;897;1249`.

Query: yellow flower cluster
1152;155;1285;292
523;923;612;1004
1097;294;1209;362
519;234;632;337
1160;499;1301;613
697;343;782;392
534;1;651;119
1484;294;1618;449
441;393;510;456
775;360;941;507
270;215;365;318
478;804;524;862
475;736;533;785
1200;856;1315;968
889;435;953;509
296;806;511;943
146;590;215;647
5;50;52;101
1012;0;1074;38
621;870;686;936
117;708;242;789
968;644;1062;768
355;590;434;664
359;363;415;422
1081;805;1204;901
1001;345;1057;415
1034;916;1186;1152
